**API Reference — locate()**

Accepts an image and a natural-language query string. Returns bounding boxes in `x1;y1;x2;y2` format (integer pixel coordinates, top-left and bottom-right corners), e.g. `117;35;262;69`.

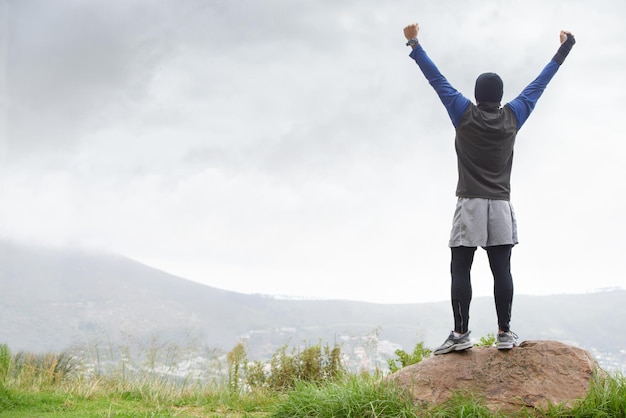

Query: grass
3;373;624;417
272;375;416;418
543;372;626;418
0;382;278;417
0;341;624;417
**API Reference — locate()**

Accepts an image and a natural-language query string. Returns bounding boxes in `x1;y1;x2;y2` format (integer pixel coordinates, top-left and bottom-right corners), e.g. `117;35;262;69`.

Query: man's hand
553;30;575;64
560;30;574;44
404;23;419;40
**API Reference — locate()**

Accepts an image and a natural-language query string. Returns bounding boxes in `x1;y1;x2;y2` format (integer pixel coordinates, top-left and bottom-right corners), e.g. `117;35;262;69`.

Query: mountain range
0;240;624;372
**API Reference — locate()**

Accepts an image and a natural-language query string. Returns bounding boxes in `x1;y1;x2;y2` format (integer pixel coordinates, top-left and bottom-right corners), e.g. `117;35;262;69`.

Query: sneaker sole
434;342;473;355
497;343;514;350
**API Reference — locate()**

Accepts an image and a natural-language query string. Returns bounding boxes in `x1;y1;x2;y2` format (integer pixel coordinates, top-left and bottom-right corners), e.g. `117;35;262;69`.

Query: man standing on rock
403;23;575;354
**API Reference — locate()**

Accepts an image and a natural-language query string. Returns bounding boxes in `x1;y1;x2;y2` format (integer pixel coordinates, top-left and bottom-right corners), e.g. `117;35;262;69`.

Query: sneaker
497;331;518;350
434;331;473;355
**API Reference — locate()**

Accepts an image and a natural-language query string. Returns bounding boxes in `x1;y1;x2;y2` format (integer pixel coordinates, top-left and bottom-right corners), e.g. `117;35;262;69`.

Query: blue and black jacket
409;35;575;200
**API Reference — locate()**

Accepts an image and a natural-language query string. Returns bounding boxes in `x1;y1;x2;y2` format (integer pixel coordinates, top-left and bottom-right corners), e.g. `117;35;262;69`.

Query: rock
385;340;604;413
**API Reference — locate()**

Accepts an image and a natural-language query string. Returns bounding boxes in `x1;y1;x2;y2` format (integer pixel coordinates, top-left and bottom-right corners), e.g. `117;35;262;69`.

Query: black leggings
450;245;513;334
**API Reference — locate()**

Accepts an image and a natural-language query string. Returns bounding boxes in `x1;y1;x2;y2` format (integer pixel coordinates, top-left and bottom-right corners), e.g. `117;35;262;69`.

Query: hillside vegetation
0;339;624;417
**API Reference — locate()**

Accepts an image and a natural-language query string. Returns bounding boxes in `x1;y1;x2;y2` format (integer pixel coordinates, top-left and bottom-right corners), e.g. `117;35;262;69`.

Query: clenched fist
404;23;419;40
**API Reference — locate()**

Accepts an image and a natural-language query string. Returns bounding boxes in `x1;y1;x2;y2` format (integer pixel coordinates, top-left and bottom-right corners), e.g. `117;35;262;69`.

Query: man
403;22;575;354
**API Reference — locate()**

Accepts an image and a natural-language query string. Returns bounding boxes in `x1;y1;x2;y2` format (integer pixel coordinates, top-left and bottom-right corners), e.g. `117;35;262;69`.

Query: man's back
455;103;518;200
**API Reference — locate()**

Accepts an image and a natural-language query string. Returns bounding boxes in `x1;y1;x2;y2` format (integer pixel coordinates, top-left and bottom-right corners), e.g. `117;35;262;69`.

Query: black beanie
474;72;503;103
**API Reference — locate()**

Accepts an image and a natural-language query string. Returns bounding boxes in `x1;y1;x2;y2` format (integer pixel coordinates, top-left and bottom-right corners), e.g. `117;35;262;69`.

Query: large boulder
386;340;604;414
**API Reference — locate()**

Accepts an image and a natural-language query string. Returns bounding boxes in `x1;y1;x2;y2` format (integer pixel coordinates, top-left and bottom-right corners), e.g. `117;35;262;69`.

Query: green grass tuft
272;375;417;418
542;372;626;418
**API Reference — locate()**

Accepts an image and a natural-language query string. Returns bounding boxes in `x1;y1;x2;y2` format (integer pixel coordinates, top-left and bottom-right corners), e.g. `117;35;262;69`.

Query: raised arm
507;31;576;130
404;23;471;128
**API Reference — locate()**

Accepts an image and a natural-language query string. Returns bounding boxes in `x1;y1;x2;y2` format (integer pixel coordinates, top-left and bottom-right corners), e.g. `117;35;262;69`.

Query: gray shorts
448;197;518;248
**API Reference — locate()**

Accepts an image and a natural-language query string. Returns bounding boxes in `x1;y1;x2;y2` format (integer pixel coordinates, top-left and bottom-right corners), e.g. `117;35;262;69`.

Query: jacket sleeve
507;34;576;130
506;61;560;130
409;44;470;128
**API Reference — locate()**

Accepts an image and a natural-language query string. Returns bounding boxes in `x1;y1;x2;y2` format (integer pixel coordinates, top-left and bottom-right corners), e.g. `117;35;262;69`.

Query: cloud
1;0;625;303
6;0;178;152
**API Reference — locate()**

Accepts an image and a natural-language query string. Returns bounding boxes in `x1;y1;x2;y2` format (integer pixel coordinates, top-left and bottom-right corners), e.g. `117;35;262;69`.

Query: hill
0;240;624;371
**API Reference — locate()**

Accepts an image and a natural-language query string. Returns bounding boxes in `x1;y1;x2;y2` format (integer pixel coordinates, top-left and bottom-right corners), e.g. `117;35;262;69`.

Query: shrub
387;342;432;373
225;340;346;392
10;351;77;388
265;342;344;390
227;341;247;392
474;333;497;347
0;344;11;383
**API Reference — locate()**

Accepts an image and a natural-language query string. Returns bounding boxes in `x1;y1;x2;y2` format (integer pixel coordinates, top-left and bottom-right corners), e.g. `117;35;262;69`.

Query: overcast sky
1;0;625;304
